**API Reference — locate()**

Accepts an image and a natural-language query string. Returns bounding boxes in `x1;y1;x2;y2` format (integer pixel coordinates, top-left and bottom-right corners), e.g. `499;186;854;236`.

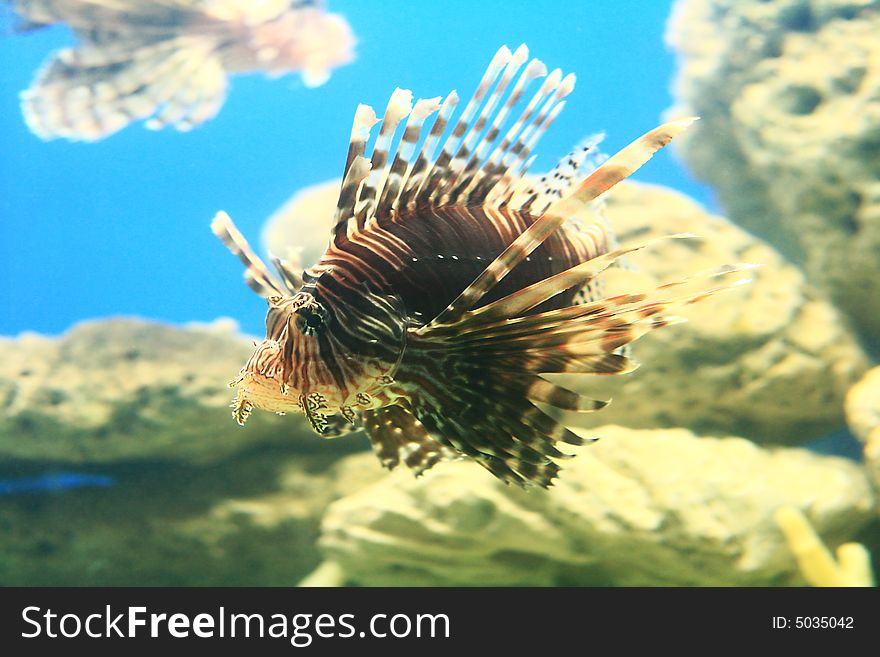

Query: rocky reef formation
0;318;338;464
0;450;381;586
846;366;880;494
0;317;380;585
264;178;870;444
315;425;875;586
667;0;880;346
559;182;868;443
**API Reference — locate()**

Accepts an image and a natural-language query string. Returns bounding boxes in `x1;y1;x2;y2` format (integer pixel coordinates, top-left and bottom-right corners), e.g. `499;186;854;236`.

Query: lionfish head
229;283;407;432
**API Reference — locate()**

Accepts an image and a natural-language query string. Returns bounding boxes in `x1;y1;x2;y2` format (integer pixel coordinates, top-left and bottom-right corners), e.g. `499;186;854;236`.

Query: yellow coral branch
775;506;875;587
298;560;345;587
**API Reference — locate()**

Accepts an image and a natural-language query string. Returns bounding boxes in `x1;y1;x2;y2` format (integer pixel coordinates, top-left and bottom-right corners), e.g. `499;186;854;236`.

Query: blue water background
0;0;715;338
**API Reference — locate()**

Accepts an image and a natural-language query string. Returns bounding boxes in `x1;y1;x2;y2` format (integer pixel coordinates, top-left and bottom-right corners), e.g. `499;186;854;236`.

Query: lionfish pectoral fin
559;117;698;207
361;405;458;476
403;260;754;488
22;36;227;141
448;234;694;329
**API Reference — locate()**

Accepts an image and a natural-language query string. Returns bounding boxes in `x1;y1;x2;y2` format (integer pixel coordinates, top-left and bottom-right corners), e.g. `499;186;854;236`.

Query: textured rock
318;426;875;586
845;366;880;492
549;183;868;444
0;318;350;464
667;0;880;345
0;451;381;586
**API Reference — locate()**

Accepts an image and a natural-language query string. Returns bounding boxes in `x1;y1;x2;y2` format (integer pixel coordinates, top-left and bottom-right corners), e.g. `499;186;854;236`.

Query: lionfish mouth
228;369;301;426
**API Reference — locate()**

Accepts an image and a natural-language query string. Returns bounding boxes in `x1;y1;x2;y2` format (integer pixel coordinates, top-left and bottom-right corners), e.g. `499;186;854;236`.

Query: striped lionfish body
213;45;751;487
11;0;354;141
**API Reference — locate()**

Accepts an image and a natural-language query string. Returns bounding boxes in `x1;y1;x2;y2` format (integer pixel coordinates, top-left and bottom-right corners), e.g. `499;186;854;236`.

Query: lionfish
212;45;750;487
10;0;354;141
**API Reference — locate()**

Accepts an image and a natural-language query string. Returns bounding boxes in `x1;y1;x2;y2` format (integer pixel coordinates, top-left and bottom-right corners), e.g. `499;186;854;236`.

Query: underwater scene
1;0;878;587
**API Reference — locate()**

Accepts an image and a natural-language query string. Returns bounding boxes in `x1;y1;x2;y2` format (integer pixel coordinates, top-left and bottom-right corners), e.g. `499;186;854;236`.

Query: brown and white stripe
213;44;745;487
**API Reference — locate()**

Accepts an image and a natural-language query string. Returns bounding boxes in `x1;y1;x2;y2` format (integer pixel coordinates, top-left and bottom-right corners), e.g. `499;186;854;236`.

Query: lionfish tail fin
22;36;227;141
402;255;753;488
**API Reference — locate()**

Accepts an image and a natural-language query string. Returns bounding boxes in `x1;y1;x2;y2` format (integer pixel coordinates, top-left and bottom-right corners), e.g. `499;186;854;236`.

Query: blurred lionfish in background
8;0;355;141
213;44;751;488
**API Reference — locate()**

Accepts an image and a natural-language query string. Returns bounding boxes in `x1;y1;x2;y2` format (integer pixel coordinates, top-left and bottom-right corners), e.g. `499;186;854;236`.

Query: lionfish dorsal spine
330;43;580;242
486;74;577;207
211;211;292;297
354;88;414;231
420;117;699;331
447;55;548;206
399;91;459;211
432;44;529;204
415;45;514;205
375;96;443;218
467;66;562;204
332;105;379;244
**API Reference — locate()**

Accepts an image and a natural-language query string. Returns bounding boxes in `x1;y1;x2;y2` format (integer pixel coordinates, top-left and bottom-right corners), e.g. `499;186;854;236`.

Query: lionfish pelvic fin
362;404;459;476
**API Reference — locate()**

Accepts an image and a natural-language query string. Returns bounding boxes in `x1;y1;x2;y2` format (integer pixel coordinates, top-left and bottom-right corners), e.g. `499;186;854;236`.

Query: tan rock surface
318;426;875;586
0;318;352;463
0;451;381;585
560;181;869;444
667;0;880;344
845;366;880;492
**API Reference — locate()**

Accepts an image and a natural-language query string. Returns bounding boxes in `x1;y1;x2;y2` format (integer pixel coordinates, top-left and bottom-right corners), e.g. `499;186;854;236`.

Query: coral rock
667;0;880;345
558;182;869;444
0;318;344;464
845;366;880;492
0;451;381;585
318;425;875;586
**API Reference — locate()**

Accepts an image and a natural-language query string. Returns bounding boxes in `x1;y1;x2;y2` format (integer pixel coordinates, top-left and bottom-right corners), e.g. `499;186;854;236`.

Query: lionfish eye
295;305;328;335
